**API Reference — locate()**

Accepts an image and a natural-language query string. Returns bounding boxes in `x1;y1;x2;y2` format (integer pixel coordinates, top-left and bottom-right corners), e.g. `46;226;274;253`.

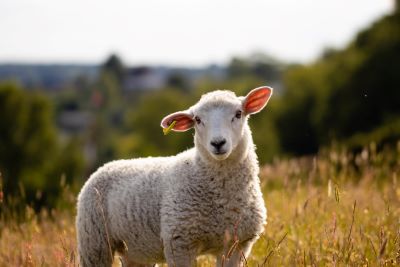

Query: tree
121;89;193;158
102;54;126;86
0;83;57;194
277;8;400;155
0;83;84;209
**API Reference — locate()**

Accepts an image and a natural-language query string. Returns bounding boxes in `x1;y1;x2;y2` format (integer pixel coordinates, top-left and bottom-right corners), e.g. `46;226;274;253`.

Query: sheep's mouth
211;149;230;161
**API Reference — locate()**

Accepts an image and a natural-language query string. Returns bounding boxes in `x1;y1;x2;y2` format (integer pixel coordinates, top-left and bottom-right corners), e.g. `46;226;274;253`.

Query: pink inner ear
244;87;272;114
171;115;194;131
161;112;194;132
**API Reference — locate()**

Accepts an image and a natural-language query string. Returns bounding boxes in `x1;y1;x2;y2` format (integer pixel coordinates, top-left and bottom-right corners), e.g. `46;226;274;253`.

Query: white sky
0;0;394;66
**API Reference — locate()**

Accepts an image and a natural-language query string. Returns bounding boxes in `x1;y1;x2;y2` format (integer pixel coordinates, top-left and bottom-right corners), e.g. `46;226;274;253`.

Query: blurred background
0;0;399;211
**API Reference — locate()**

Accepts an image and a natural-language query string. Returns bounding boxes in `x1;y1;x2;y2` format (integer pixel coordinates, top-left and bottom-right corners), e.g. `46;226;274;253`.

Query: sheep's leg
77;199;115;267
216;252;245;267
216;240;254;267
120;256;155;267
165;254;196;267
163;242;196;267
76;217;115;267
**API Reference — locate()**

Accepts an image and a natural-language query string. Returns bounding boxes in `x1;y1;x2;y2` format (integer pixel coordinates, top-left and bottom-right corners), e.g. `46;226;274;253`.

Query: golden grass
0;209;76;266
0;145;399;266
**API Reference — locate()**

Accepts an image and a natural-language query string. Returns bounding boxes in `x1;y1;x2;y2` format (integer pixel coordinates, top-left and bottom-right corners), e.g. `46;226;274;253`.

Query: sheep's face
161;86;273;161
191;97;244;160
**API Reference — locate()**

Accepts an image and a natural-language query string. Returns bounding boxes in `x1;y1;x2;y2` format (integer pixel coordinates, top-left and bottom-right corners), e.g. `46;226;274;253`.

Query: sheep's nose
210;139;226;150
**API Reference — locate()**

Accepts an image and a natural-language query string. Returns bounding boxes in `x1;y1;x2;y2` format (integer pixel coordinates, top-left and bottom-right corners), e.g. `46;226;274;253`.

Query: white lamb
76;86;273;267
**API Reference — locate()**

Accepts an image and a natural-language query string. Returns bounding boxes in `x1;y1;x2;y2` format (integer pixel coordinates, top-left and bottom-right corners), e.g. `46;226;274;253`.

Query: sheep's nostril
210;139;226;150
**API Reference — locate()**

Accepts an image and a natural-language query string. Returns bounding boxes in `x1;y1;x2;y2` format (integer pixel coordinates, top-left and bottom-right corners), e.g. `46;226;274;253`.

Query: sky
0;0;395;66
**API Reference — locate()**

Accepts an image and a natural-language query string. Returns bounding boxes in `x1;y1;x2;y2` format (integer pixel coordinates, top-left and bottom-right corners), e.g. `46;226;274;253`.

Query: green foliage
166;73;190;93
0;83;57;194
249;98;281;163
0;83;84;210
228;53;283;82
121;89;193;158
277;10;400;155
102;54;126;86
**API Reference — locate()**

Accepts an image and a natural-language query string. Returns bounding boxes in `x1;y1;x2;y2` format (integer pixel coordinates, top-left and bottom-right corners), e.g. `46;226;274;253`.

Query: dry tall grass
0;144;399;266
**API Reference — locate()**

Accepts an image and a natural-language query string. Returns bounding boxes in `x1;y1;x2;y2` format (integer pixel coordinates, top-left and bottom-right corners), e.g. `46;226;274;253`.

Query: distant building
58;110;92;134
123;67;167;91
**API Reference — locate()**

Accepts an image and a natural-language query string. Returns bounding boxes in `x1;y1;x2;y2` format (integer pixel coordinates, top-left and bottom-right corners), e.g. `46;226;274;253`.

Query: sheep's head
161;86;273;161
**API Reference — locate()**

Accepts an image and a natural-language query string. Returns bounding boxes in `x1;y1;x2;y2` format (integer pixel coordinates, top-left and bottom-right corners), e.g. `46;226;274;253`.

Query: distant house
58;110;92;134
123;67;167;91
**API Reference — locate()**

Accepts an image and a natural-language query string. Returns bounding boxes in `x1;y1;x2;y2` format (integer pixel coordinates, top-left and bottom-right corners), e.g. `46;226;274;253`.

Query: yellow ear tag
163;120;177;135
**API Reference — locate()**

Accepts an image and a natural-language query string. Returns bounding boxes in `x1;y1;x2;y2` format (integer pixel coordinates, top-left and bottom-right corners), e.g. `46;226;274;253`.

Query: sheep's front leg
120;256;155;267
216;240;255;267
163;240;196;267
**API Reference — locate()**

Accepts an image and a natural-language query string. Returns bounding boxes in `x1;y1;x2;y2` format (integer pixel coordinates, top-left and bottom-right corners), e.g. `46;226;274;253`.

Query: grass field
0;144;399;266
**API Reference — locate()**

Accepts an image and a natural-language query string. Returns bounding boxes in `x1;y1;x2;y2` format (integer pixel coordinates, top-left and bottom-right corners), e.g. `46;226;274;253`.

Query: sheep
76;86;273;267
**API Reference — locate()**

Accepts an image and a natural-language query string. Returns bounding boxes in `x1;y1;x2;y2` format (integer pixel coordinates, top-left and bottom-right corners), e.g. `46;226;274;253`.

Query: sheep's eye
235;110;242;119
195;116;201;124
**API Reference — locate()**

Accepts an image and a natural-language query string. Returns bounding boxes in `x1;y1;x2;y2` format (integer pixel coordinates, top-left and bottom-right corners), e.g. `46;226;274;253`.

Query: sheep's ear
161;111;194;132
242;86;273;115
